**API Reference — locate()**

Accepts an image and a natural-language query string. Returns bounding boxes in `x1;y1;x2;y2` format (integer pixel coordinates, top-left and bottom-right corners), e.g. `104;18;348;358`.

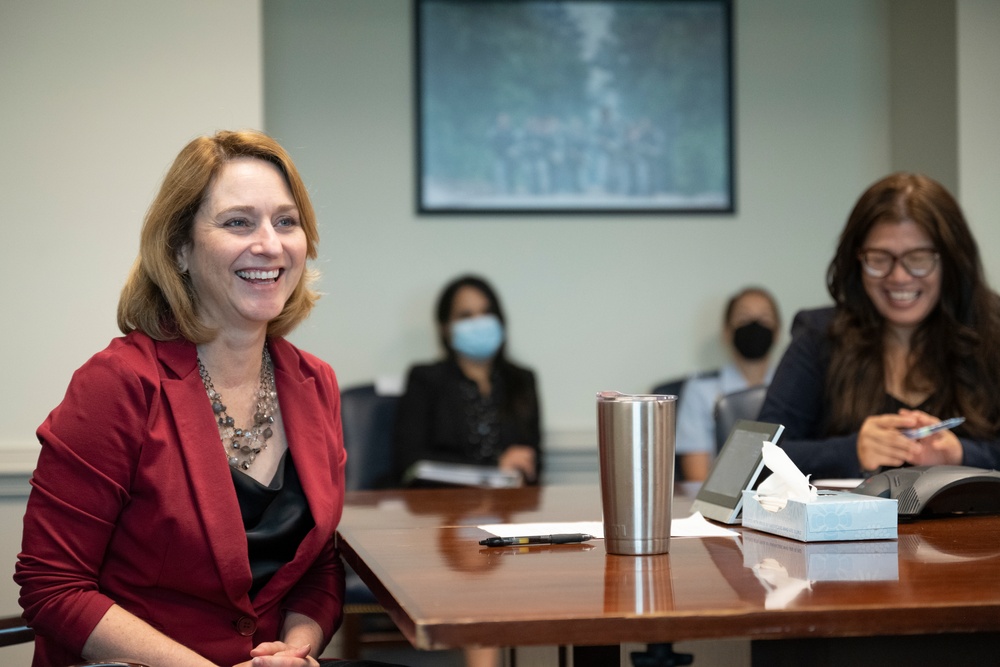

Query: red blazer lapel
158;339;256;609
153;338;344;614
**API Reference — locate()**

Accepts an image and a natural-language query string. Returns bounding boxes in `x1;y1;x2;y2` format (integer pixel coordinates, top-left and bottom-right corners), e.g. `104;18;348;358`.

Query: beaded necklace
197;346;277;471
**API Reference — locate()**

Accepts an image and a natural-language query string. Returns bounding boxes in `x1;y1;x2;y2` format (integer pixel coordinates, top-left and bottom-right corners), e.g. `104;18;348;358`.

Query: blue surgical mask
450;314;504;360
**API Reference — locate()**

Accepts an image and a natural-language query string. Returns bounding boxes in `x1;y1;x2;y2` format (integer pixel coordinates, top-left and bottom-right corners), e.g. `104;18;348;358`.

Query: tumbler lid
596;391;675;402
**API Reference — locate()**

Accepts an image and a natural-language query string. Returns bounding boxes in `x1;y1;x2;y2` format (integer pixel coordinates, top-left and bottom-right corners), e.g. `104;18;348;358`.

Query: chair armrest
0;614;34;647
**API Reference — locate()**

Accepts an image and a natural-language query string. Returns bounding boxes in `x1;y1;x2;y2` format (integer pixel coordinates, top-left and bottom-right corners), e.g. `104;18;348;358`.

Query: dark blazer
16;332;346;667
760;307;1000;478
391;359;541;485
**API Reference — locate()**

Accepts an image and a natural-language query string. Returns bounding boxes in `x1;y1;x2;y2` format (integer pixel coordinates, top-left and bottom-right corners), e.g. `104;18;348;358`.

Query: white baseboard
541;429;600;486
0;445;38;476
544;427;597;451
0;429;599;488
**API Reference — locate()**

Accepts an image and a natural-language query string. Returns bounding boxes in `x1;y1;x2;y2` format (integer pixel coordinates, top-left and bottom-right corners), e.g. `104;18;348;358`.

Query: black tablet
691;419;784;524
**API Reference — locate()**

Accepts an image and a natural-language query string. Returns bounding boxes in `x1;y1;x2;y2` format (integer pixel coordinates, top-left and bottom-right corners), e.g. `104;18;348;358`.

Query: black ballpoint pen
479;533;594;547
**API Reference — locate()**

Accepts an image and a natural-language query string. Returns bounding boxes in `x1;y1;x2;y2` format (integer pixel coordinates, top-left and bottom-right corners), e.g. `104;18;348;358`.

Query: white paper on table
478;512;738;539
478;521;604;538
672;512;740;537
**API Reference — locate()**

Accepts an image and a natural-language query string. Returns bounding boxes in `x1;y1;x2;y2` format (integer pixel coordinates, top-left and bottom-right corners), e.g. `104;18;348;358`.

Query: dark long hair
825;172;1000;437
435;274;534;427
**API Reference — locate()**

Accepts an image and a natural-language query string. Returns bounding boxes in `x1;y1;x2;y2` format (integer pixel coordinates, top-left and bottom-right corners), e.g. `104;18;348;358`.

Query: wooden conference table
336;483;1000;666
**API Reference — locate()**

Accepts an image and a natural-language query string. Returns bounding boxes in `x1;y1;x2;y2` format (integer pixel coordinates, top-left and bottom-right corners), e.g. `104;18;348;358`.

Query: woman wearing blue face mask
391;274;542;487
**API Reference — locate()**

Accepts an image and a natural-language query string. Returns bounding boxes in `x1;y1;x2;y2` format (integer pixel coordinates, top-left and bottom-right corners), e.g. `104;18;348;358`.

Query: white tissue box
742;529;898;580
741;489;897;542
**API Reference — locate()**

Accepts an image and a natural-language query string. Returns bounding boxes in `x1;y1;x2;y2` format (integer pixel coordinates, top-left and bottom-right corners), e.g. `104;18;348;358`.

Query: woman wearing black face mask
675;287;781;481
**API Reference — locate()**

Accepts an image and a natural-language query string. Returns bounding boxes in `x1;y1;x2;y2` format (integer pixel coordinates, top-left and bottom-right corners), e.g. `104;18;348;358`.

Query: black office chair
340;383;400;492
713;384;769;453
0;614;33;648
650;377;686;398
337;383;408;659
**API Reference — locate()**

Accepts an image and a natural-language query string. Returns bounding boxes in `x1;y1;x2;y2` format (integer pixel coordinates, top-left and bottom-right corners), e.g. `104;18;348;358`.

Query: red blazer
16;332;346;667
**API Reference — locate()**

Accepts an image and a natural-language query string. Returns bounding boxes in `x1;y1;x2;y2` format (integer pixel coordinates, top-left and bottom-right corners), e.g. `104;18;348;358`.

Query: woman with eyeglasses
758;172;1000;479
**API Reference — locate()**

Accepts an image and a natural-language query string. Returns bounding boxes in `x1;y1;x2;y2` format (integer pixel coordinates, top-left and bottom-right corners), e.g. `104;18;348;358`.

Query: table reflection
898;529;1000;563
603;553;673;614
740;530;899;609
742;531;899;581
478;543;597;558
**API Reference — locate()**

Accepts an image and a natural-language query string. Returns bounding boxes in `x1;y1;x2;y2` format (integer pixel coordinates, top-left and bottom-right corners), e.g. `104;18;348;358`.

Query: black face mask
732;321;774;360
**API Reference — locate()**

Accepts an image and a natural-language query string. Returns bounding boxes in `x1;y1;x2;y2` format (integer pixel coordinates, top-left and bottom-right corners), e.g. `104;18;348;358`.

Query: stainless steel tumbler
597;391;676;555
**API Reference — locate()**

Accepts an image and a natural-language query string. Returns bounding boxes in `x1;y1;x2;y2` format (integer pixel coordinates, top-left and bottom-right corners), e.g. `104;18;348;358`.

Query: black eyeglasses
857;248;939;278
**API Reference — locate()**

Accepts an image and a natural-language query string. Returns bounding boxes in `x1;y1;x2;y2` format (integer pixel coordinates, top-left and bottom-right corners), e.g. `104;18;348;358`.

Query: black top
759;307;1000;478
232;450;315;599
391;359;541;485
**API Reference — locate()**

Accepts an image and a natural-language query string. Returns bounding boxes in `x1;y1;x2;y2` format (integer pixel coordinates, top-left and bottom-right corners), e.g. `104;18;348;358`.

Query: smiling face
177;157;307;336
860;219;941;336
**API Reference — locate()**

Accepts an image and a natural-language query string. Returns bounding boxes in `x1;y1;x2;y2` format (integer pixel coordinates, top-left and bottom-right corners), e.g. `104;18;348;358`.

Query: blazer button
235;616;257;636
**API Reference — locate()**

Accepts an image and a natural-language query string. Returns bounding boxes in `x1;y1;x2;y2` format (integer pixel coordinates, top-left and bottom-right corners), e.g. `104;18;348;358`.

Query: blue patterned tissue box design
741;489;897;542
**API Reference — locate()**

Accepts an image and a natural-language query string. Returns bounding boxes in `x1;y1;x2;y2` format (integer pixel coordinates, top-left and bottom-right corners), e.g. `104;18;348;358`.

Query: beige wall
3;0;999;468
265;0;892;445
888;0;958;191
0;0;265;632
0;0;264;470
957;0;1000;258
261;0;1000;445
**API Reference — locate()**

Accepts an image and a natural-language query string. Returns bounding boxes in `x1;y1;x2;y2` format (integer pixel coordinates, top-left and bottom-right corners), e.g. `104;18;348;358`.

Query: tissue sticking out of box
754;441;818;511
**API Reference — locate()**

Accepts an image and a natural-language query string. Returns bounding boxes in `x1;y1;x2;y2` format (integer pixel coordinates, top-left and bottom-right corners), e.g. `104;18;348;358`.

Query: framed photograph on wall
415;0;734;214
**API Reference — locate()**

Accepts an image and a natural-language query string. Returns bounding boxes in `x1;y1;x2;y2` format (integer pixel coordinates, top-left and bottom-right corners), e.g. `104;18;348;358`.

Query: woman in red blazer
15;131;401;667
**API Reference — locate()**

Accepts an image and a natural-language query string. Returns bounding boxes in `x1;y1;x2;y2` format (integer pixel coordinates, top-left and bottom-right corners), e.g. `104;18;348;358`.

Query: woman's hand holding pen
899;409;963;466
857;413;921;471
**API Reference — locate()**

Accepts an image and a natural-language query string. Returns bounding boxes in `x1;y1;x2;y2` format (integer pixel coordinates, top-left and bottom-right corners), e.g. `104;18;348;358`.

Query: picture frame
415;0;734;215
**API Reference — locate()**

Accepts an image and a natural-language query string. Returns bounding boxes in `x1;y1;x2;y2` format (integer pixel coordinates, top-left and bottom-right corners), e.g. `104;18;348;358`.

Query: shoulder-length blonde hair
117;130;320;343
